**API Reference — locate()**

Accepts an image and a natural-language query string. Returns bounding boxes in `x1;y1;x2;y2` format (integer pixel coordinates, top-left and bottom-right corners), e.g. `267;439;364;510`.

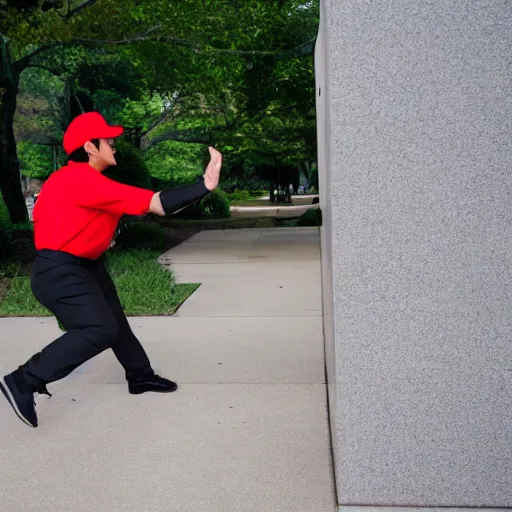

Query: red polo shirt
33;162;154;260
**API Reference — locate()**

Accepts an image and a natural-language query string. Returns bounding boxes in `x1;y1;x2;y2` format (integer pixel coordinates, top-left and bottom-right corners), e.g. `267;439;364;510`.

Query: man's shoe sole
0;377;36;428
129;385;178;395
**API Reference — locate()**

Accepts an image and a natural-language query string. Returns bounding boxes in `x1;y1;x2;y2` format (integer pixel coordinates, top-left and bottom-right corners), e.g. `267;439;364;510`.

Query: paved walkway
0;227;335;512
230;202;319;219
230;194;320;218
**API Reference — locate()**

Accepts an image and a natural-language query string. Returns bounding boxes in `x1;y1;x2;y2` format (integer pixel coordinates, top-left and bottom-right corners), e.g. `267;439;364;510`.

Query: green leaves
5;0;319;195
17;142;54;179
143;140;204;185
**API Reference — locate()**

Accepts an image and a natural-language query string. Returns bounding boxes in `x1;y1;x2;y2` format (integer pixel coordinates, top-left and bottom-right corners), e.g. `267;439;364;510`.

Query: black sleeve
160;177;210;215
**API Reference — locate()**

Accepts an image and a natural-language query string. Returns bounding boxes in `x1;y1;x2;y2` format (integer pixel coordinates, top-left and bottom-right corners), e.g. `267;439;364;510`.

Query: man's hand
151;146;222;217
203;146;222;191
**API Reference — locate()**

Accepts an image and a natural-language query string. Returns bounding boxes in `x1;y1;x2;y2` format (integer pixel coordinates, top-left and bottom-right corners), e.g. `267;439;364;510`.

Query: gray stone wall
316;1;512;507
315;0;336;449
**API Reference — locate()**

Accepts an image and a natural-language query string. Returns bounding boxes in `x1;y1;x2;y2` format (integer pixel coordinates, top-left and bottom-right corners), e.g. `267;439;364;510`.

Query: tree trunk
0;85;28;224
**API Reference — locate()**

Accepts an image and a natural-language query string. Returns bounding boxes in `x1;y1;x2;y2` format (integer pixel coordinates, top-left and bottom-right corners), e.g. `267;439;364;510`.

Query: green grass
105;250;200;316
0;276;49;316
0;249;199;317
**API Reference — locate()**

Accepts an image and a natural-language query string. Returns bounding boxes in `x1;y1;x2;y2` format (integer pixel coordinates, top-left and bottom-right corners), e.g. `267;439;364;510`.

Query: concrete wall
315;0;336;448
316;1;512;508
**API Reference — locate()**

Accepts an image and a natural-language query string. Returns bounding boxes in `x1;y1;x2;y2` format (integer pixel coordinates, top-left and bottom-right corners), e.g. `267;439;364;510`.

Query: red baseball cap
63;111;124;155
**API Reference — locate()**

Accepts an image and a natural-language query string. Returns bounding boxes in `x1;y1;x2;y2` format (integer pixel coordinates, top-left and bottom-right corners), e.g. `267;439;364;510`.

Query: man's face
84;138;117;171
98;138;117;168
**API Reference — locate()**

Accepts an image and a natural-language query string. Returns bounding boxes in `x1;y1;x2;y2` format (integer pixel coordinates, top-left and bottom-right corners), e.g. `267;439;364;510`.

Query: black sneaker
128;374;178;395
0;372;38;428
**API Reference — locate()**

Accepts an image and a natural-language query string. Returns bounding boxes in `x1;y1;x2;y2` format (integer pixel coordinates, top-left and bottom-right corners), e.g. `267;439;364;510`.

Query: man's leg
1;255;118;427
89;256;152;380
91;257;177;394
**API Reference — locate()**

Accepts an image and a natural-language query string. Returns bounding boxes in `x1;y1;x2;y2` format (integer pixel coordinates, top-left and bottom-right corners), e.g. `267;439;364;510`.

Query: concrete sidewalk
230;203;319;219
0;227;336;512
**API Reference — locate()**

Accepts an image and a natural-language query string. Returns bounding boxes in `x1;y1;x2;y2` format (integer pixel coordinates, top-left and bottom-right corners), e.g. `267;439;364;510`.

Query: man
0;111;222;428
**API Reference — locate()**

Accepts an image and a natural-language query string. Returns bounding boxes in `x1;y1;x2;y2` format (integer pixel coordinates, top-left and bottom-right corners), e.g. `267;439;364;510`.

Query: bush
0;194;12;260
220;178;270;194
103;139;152;189
203;188;231;219
226;189;267;202
175;188;231;220
0;226;12;260
227;189;252;202
18;142;54;180
297;207;322;227
0;192;10;224
150;176;172;190
249;190;266;198
113;219;167;252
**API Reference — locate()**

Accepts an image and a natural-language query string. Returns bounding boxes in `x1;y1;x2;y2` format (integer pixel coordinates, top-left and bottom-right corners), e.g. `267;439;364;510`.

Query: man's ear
83;140;100;156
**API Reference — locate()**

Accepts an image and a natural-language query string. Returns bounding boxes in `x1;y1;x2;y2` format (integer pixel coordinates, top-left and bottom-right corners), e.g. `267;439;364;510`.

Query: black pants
19;250;153;391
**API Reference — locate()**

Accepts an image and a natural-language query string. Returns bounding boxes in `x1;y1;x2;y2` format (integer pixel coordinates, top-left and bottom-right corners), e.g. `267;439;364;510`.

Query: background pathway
0;227;335;512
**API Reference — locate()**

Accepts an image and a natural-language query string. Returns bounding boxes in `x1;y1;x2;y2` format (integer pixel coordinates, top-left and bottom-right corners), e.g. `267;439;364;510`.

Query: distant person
0;111;222;428
24;190;35;221
28;179;43;203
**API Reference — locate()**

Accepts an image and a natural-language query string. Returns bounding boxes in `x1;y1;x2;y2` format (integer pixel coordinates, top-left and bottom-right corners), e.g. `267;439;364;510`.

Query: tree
134;0;319;189
1;0;319;222
0;0;106;222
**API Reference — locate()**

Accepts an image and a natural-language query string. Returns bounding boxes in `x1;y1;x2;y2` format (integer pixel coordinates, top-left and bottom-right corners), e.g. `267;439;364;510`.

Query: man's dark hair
68;139;100;163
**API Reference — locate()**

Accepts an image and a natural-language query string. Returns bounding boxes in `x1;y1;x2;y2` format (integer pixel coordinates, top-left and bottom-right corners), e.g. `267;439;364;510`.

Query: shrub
103;139;152;189
0;226;12;260
226;189;267;202
202;188;231;219
227;189;252;202
0;192;10;224
18;142;54;180
150;177;172;190
220;178;270;194
175;188;231;220
297;207;322;227
0;194;12;260
249;190;266;198
113;219;167;252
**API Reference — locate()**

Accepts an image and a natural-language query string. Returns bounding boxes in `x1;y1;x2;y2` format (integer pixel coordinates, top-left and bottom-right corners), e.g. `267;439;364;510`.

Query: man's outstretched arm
149;146;222;216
